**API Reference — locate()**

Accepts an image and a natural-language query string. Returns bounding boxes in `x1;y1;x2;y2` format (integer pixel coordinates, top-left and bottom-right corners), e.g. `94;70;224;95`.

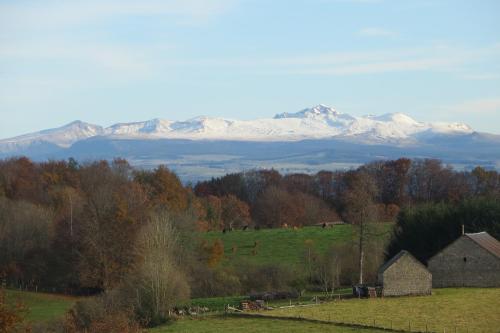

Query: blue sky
1;0;500;138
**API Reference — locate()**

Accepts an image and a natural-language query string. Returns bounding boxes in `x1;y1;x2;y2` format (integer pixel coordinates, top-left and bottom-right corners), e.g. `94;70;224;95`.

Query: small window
463;257;467;263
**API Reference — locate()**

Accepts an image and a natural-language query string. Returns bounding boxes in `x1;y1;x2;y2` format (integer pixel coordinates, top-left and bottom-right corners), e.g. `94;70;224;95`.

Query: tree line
195;158;499;225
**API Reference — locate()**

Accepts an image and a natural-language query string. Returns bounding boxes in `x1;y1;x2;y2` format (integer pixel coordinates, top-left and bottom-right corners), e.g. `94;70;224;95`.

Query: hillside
200;224;393;267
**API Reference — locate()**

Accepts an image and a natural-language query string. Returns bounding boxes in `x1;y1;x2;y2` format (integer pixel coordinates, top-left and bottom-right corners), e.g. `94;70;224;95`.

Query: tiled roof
466;232;500;259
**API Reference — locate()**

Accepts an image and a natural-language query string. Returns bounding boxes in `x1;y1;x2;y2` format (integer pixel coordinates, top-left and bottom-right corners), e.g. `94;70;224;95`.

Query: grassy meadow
6;287;500;332
264;288;500;332
201;223;393;267
5;289;77;322
150;316;386;333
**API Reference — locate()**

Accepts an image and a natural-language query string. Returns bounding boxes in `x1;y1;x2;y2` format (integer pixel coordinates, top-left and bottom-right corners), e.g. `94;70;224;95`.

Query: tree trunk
358;220;365;285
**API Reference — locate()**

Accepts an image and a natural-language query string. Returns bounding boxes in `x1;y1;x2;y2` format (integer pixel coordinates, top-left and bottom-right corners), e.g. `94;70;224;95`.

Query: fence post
408;320;411;331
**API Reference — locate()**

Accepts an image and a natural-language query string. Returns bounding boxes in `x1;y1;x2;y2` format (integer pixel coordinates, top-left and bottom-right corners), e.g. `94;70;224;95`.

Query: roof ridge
465;232;500;259
378;250;427;274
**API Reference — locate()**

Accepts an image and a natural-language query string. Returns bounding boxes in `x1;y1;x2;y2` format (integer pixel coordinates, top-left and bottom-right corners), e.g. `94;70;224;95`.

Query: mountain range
1;105;499;181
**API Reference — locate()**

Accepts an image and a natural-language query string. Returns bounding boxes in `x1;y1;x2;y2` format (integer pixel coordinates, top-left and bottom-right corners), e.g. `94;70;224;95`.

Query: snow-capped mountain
0;120;104;152
2;104;497;181
105;104;472;142
0;105;474;152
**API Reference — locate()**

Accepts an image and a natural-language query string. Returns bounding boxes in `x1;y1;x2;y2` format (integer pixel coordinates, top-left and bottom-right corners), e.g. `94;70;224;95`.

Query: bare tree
316;253;341;296
341;171;378;285
134;210;190;320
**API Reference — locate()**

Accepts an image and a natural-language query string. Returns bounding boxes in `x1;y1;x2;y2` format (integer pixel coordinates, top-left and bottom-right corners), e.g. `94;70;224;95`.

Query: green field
150;316;386;333
7;288;500;333
264;288;500;333
201;224;392;266
5;289;77;322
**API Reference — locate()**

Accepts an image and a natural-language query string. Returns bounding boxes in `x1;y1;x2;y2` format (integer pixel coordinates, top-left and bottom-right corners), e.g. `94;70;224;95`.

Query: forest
0;156;499;331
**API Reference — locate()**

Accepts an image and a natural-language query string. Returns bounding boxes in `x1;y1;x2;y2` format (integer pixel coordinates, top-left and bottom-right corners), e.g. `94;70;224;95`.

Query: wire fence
224;309;475;333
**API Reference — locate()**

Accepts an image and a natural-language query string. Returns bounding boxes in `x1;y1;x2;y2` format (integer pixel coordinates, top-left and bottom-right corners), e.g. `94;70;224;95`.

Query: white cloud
323;0;383;3
163;44;500;77
444;98;500;115
358;27;398;37
0;42;157;78
0;0;238;30
461;73;500;80
293;58;453;75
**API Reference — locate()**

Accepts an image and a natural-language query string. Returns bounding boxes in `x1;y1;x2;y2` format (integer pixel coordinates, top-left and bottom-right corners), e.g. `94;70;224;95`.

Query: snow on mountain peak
370;113;419;125
0;120;104;152
0;105;476;151
430;121;473;134
274;104;340;119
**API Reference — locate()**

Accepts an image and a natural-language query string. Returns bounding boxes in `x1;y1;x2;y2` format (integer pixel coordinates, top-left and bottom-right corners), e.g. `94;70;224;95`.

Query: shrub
0;287;30;333
238;262;296;294
189;265;241;298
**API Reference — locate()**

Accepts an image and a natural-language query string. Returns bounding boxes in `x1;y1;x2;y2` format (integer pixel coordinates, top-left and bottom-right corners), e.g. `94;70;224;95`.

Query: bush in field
66;294;140;333
207;239;225;268
189;265;242;298
238;263;296;293
0;287;30;333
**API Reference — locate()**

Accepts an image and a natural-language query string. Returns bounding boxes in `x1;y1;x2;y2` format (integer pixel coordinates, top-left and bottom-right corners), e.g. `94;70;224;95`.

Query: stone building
378;250;432;297
428;232;500;287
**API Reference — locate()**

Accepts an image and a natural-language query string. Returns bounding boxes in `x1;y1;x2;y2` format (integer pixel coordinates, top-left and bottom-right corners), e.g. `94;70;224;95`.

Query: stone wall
428;236;500;287
379;253;432;296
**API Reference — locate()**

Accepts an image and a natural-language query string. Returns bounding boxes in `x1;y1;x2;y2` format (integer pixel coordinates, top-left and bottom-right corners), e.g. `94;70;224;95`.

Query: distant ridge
1;104;498;182
0;104;475;152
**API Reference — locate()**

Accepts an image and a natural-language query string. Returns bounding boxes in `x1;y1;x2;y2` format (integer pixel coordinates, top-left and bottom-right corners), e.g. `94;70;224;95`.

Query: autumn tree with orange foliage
207;239;224;268
77;161;149;291
204;195;223;230
220;195;251;230
134;165;188;212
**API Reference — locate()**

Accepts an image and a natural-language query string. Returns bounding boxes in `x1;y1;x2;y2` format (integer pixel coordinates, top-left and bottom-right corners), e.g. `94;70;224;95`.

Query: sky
1;0;500;139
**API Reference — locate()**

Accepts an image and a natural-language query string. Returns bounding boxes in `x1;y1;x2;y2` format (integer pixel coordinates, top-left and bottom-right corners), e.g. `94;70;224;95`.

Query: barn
428;232;500;287
378;250;432;297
